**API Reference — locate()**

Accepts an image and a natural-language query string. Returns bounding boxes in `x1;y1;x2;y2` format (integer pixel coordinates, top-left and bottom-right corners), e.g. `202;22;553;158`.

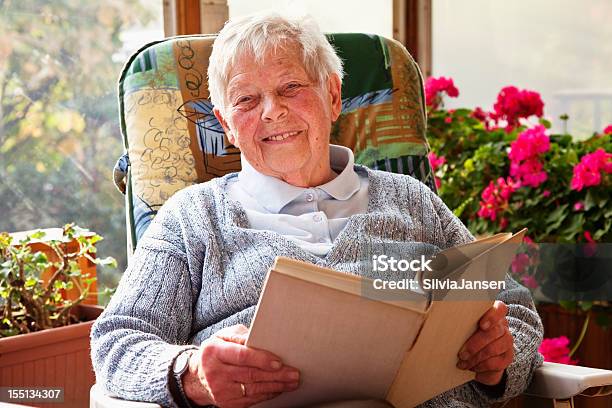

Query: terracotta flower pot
0;304;103;408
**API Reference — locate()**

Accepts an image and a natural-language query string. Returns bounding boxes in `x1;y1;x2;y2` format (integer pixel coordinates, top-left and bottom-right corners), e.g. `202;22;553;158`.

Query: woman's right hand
182;324;300;408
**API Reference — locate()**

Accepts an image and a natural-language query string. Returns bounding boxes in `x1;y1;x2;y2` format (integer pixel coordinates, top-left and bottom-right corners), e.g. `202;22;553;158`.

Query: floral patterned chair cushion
114;33;433;252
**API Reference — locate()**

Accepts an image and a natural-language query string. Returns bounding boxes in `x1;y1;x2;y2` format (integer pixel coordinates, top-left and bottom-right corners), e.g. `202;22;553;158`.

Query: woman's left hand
456;300;514;386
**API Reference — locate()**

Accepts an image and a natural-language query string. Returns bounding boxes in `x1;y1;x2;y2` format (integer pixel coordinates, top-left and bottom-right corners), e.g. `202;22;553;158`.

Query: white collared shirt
226;145;369;256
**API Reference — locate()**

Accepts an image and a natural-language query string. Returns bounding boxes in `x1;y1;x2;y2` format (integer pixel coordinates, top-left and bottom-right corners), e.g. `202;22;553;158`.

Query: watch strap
169;349;199;407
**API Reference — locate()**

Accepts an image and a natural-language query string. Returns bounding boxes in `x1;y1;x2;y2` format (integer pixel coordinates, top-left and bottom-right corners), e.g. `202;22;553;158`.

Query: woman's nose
261;94;288;122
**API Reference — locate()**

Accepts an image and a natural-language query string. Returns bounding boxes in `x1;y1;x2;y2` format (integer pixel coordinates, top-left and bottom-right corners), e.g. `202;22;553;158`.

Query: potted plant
0;223;116;407
424;76;611;372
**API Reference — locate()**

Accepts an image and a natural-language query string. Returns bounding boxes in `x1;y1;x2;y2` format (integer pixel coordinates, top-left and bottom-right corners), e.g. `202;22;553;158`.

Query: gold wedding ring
240;382;246;397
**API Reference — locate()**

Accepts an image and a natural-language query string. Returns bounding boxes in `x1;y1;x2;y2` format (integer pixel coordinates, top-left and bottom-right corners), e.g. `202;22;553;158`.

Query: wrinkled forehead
226;39;316;83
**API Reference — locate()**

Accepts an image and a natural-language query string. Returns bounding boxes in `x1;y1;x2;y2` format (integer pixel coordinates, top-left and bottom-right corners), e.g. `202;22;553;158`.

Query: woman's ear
328;73;342;122
213;107;237;146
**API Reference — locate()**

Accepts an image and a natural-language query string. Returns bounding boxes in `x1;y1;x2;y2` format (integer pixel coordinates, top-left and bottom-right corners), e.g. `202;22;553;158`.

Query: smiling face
213;44;342;187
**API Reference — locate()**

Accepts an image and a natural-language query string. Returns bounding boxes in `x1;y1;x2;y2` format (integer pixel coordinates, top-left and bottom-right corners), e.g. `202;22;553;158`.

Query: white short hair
207;11;344;110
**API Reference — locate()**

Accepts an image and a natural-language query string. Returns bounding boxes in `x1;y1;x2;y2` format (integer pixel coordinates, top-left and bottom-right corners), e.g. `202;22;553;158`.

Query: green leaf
453;197;474;218
579;301;593;311
539;118;552;129
95;256;117;269
584;190;596;211
25;277;38;288
546;204;569;224
88;234;103;245
545;204;569;236
595;313;611;329
559;300;577;310
558;213;585;240
29;230;46;240
31;252;48;263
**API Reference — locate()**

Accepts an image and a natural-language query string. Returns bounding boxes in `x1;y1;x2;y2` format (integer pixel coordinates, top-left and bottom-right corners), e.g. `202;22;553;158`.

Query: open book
246;229;526;408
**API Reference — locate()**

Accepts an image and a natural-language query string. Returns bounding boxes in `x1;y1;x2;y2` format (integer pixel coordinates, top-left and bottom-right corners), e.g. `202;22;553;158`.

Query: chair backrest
114;33;434;253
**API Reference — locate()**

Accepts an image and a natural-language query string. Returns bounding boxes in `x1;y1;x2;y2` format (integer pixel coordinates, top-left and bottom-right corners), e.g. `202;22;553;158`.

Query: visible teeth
266;131;299;141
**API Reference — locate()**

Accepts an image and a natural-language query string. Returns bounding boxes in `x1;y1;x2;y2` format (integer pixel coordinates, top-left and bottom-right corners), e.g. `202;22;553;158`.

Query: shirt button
306;192;314;202
313;214;322;222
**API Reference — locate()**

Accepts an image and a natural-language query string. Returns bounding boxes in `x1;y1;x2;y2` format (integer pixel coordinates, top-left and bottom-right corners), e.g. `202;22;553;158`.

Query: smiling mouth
262;130;301;142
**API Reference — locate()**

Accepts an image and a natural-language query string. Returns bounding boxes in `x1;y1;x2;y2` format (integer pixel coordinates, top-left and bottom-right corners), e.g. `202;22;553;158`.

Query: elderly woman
91;12;543;408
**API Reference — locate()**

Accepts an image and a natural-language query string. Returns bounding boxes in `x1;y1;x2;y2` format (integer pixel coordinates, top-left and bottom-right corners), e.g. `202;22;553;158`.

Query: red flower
521;275;538;289
573;202;585;211
428;152;446;171
428;152;446;189
604;125;612;135
477;177;520;224
425;76;459;109
508;125;550;188
583;231;597;257
492;86;544;131
471;107;489;122
570;148;612;191
539;336;578;365
511;253;530;274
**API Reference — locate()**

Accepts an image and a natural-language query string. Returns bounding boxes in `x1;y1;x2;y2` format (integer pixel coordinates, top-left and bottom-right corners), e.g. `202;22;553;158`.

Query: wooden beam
394;0;432;78
200;0;228;34
393;0;407;46
164;0;202;36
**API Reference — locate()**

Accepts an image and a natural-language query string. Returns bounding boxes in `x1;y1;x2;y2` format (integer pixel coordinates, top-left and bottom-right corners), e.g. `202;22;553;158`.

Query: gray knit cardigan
90;167;544;408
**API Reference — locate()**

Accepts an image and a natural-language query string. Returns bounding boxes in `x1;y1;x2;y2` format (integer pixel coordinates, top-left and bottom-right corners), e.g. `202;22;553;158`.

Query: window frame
164;0;432;76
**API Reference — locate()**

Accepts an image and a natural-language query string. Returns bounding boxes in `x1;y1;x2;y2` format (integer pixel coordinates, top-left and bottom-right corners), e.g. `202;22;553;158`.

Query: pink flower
491;86;544;131
471;107;496;130
508;126;550;188
512;253;530;274
539;336;578;365
429;152;446;190
477;177;520;224
499;217;509;230
573;202;584;211
604;125;612;135
571;148;612;191
444;116;453;124
509;125;550;162
428;152;446;171
583;231;597;257
471;107;488;121
521;275;538;289
542;190;551;197
425;76;459;109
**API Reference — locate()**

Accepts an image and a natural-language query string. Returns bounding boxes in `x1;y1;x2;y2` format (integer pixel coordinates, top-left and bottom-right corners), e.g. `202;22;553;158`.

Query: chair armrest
525;362;612;399
90;384;162;408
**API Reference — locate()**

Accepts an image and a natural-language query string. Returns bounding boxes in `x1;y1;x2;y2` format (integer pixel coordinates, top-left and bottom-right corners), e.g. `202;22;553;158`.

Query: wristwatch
170;349;196;407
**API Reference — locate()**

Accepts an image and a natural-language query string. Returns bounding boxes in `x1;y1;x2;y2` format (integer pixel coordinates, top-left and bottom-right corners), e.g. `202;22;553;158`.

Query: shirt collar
237;144;361;214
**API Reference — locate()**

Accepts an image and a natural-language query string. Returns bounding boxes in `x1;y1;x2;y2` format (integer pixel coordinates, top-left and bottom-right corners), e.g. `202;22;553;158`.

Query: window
433;0;612;137
0;1;164;298
228;0;393;38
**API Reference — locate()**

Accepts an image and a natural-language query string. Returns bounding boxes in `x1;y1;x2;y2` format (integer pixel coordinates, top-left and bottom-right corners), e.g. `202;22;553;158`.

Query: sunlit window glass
433;0;612;138
0;1;164;298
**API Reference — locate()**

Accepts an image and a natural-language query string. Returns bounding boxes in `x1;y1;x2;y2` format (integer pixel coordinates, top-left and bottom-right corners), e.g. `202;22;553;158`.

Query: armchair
95;33;612;408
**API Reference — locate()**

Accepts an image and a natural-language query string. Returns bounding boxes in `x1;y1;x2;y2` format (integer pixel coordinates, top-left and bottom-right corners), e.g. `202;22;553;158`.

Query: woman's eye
236;96;252;104
284;83;301;92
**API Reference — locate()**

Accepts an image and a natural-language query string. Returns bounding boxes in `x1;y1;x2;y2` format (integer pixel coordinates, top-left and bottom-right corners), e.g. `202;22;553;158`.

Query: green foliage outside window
0;1;160;300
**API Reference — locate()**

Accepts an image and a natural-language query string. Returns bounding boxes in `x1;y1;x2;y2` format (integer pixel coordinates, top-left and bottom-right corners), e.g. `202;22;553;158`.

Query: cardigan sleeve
90;194;199;407
421;185;544;405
